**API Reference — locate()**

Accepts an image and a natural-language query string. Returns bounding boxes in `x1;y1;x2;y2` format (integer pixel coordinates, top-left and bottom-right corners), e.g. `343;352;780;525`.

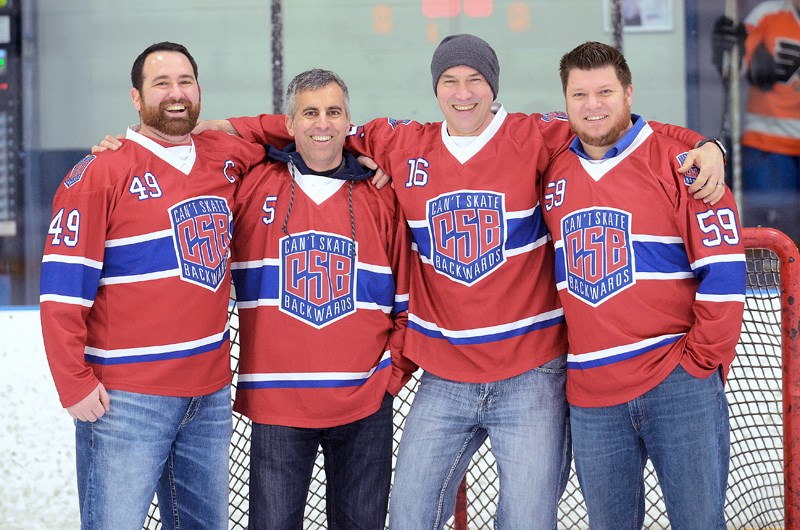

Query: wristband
697;137;727;165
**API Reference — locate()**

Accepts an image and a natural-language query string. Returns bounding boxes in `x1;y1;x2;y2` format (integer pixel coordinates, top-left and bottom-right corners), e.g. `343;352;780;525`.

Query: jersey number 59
697;208;739;247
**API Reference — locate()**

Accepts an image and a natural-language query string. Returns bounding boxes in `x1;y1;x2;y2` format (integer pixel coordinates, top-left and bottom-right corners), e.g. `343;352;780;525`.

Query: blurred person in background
713;0;800;234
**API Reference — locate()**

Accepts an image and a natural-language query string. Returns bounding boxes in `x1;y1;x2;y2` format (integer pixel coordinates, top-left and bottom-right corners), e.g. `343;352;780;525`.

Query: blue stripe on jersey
408;312;565;345
40;261;102;300
567;334;683;370
506;209;549;251
632;241;689;273
232;263;397;307
410;209;547;259
356;268;395;308
554;241;691;283
231;264;280;302
393;295;409;316
85;329;230;366
694;260;747;296
103;237;178;279
410;225;432;258
238;354;391;390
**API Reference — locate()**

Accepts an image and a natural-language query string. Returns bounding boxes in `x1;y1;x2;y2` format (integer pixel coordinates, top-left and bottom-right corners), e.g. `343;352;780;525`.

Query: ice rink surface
0;308;79;530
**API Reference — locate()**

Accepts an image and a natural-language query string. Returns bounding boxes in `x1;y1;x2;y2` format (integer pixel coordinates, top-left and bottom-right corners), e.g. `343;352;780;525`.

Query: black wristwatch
697;137;727;165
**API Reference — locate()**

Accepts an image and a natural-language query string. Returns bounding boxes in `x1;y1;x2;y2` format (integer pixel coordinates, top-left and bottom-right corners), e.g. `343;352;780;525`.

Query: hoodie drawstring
282;162;357;258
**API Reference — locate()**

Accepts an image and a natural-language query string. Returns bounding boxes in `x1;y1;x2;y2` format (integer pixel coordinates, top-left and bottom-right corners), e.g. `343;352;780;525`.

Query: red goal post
142;226;800;529
453;226;800;529
746;227;800;528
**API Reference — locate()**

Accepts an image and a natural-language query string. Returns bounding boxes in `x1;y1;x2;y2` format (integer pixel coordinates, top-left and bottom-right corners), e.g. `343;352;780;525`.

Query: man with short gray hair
230;68;415;529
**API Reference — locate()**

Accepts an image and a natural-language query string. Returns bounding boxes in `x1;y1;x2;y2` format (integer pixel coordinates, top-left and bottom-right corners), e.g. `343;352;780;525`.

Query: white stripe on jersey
505;206;537;219
409;308;564;339
39;293;94;307
237;299;391;313
359;262;392;275
506;234;550;256
238;350;391;382
630;234;683;244
99;269;181;286
237;299;279;309
634;272;694;280
231;258;280;270
84;325;230;360
105;229;173;247
691;253;747;269
696;293;747;303
42;254;103;269
356;301;393;313
567;333;684;366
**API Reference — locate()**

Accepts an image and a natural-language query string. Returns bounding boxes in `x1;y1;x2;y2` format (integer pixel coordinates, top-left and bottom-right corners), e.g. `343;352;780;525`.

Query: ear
131;87;142;112
625;84;633;105
285;113;296;138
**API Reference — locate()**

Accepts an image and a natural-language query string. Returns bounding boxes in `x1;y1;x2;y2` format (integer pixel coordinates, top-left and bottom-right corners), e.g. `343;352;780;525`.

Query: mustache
159;99;194;109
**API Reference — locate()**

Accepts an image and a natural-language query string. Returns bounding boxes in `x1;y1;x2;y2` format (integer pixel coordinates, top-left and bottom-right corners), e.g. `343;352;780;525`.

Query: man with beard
39;41;264;529
541;41;745;529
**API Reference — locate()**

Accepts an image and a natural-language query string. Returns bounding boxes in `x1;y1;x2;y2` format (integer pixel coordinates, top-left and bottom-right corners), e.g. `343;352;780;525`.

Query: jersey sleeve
670;147;746;381
743;2;771;65
649;121;704;148
228;114;293;149
529;112;577;159
204;130;268;183
40;155;113;407
382;187;418;394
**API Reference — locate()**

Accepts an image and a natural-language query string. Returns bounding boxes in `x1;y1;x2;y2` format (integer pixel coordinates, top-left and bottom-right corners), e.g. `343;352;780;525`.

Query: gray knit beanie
431;34;499;100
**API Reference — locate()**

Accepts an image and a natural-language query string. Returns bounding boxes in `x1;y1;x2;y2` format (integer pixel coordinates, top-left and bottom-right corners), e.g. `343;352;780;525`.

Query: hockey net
144;226;800;530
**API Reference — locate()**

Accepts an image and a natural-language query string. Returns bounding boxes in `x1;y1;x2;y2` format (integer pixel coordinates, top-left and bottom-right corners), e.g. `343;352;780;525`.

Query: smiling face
436;65;495;137
565;65;633;160
131;51;201;143
286;83;350;172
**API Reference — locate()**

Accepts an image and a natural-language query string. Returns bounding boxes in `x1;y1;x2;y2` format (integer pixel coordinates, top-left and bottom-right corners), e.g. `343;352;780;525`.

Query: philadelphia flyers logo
427;191;505;285
561;207;634;306
169;196;232;291
280;231;356;328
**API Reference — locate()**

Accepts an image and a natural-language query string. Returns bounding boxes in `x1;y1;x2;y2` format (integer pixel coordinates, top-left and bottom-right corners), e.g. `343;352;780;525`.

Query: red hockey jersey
230;109;705;384
40;129;265;408
541;118;746;407
231;148;414;428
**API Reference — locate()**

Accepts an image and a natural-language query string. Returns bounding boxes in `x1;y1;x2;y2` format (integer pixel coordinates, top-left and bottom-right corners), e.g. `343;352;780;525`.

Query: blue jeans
389;356;570;530
570;364;729;530
75;385;232;530
248;392;393;530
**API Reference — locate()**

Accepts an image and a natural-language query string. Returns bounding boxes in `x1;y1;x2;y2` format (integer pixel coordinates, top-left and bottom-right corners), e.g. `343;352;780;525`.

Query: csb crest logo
169;196;232;291
561;207;634;306
676;152;700;187
64;155;96;189
280;231;356;328
427;191;505;285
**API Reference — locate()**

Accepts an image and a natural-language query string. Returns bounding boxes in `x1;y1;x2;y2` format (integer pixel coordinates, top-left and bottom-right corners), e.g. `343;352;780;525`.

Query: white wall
35;0;690;151
0;309;79;529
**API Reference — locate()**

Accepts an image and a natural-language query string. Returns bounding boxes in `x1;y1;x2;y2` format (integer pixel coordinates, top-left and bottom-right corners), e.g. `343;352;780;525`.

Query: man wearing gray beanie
430;33;500;100
203;33;728;530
